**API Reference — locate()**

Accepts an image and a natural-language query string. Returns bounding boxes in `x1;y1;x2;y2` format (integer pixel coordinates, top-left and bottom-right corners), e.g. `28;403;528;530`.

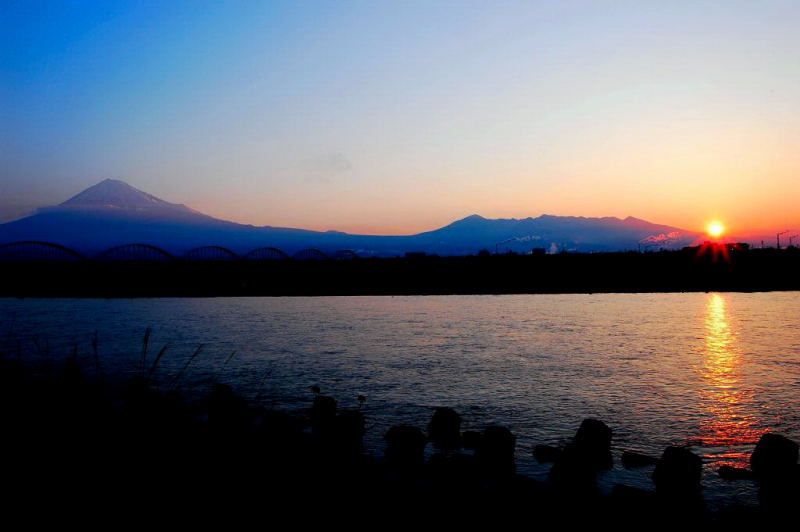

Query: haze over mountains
0;179;701;256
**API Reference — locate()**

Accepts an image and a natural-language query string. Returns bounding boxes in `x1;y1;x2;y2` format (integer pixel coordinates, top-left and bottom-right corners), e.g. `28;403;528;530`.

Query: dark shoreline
2;345;798;524
2;247;800;297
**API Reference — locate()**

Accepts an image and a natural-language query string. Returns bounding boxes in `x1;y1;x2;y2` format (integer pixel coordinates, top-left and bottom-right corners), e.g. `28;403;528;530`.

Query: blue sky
2;1;799;234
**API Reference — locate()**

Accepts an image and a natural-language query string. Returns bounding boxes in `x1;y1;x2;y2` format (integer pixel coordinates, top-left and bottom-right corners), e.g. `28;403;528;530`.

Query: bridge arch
0;241;85;261
334;249;358;260
183;246;239;261
243;247;289;260
293;248;328;260
94;243;174;262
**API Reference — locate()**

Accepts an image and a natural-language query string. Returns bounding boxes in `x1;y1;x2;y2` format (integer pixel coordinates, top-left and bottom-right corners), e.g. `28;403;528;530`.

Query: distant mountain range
0;179;701;255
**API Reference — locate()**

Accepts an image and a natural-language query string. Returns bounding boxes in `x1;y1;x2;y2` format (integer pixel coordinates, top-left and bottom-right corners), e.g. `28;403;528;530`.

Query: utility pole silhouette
776;230;789;249
789;234;799;248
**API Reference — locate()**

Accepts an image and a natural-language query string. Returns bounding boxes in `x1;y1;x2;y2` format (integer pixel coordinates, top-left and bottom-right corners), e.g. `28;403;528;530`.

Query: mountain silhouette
60;179;195;211
0;180;700;255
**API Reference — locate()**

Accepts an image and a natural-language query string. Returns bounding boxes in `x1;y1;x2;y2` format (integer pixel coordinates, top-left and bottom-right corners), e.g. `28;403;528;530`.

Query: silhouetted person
750;433;800;514
751;433;799;478
476;425;516;479
310;394;337;437
207;383;250;432
550;418;612;490
384;425;426;472
652;446;704;520
427;407;462;450
333;409;365;457
652;446;702;495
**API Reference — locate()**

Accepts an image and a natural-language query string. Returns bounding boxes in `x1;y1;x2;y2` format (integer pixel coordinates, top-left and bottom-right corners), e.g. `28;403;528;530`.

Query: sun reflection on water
699;293;763;465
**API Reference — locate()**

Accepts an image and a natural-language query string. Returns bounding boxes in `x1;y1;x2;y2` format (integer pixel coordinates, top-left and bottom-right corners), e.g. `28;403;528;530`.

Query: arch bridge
0;242;360;262
0;241;86;261
244;247;289;260
183;246;239;261
293;248;328;260
94;243;175;262
334;249;358;260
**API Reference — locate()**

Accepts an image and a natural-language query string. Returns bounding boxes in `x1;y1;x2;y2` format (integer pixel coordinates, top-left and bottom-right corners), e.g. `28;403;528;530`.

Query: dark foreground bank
1;348;798;525
2;246;800;297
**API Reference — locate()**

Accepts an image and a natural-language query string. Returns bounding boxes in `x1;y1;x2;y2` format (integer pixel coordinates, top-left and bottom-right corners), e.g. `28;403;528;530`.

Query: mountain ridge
0;180;701;255
57;178;199;214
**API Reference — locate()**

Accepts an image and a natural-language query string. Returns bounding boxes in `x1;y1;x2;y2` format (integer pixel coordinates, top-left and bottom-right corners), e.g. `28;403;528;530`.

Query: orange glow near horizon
7;2;800;237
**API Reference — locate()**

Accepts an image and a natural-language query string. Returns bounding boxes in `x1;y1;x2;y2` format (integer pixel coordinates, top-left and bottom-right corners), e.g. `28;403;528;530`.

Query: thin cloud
302;153;353;184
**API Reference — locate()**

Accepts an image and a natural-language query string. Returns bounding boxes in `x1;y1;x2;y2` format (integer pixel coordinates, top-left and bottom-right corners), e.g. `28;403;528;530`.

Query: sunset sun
707;221;725;239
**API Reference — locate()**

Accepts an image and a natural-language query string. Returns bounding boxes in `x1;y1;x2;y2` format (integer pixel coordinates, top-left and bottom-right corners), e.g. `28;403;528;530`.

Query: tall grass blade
222;350;237;369
140;327;152;376
170;344;204;389
91;330;100;377
251;366;273;401
148;345;170;378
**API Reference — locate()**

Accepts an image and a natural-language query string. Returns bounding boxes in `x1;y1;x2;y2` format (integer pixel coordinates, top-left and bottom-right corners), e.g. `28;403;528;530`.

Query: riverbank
1;347;797;525
2;247;800;297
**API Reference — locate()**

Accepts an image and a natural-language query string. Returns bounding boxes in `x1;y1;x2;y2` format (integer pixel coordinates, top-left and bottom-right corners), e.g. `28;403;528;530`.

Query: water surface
2;292;799;507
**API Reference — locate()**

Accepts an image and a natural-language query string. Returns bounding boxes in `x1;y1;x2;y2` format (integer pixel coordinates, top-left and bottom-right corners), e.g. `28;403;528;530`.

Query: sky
2;0;799;236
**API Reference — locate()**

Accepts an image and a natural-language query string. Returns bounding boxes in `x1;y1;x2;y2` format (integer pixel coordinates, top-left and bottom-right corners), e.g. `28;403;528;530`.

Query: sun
707;221;725;239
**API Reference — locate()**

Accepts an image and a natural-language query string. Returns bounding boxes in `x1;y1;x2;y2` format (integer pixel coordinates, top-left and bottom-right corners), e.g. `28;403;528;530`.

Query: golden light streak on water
699;293;763;464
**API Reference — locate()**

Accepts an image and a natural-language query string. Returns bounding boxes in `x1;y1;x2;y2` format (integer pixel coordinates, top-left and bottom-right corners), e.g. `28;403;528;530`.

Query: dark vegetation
2;245;800;297
1;334;798;525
